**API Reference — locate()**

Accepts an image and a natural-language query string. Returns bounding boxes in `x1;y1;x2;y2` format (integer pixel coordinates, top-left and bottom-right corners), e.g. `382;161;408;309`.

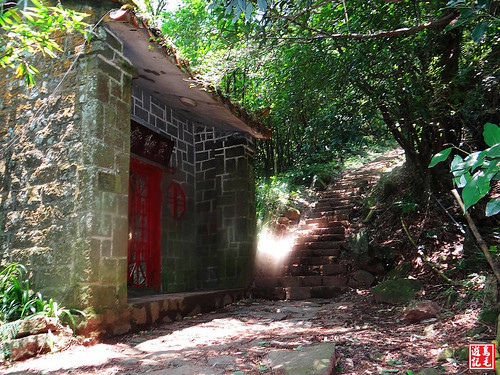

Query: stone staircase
253;151;405;300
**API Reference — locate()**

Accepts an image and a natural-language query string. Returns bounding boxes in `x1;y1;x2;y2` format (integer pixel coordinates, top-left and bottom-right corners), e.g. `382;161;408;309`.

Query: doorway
127;157;162;290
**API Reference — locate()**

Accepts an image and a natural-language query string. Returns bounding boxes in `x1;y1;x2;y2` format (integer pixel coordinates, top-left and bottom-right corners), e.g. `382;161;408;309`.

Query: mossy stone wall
0;14;136;311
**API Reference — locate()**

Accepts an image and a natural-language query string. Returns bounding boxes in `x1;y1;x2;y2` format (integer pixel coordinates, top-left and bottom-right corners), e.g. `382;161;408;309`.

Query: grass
0;263;82;328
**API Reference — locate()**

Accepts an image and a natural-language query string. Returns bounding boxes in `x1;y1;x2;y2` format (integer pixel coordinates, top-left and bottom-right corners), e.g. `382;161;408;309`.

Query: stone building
0;1;269;333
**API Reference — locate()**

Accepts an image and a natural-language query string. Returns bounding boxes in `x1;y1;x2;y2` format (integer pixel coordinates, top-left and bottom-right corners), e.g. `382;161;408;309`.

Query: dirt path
1;149;493;375
1;290;488;374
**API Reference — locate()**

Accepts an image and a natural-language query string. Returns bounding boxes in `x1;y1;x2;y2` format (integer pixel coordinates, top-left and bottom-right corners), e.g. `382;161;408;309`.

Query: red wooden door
127;157;162;290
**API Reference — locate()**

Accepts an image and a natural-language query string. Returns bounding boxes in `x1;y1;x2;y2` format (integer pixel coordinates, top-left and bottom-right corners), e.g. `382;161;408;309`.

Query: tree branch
451;189;500;285
280;12;458;40
281;0;340;21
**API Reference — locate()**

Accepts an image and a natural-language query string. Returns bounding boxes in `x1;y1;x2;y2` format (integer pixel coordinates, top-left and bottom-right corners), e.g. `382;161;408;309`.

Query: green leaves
472;21;489;43
244;3;253;22
484;122;500;147
428;147;452;168
486;199;500;217
1;264;31;322
0;263;82;330
429;123;500;215
0;2;88;85
257;0;267;11
461;169;491;210
175;0;496;183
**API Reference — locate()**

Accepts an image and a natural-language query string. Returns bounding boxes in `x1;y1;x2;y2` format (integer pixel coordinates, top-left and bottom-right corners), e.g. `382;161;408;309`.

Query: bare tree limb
341;0;349;33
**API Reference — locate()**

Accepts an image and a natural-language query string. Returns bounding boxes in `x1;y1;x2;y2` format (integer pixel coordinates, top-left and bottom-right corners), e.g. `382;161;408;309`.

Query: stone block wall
195;130;257;289
0;20;136;311
131;86;197;292
131;87;256;292
214;136;257;288
0;0;258;315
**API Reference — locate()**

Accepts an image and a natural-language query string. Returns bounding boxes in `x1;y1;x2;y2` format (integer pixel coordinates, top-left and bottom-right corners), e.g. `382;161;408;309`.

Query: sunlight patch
255;227;296;276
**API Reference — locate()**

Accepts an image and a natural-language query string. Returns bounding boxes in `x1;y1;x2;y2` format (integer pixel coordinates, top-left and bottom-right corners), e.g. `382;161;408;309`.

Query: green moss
479;307;500;324
372;278;423;304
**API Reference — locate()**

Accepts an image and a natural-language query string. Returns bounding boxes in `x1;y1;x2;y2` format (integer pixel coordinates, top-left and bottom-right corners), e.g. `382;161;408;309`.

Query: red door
127;157;162;290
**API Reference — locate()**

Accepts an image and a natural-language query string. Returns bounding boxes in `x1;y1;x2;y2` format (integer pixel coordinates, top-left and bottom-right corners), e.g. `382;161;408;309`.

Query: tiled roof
107;1;271;139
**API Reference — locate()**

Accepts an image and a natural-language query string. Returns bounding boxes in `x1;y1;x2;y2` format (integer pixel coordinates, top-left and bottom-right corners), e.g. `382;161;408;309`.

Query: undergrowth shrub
286;162;339;186
256;176;294;228
0;263;81;328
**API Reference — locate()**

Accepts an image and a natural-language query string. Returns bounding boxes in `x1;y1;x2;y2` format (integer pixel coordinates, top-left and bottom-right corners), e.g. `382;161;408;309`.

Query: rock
283;208;300;222
361;262;385;275
5;333;53;361
349;270;375;288
207;355;237;368
264;342;336;375
346;230;369;257
455;346;468;361
147;364;223;375
1;318;74;362
403;300;440;323
479;307;500;324
278;216;290;225
437;347;454;361
465;326;488;337
369;245;395;261
437;346;468;362
1;315;61;339
417;369;440;375
384;262;411;280
372;278;423;305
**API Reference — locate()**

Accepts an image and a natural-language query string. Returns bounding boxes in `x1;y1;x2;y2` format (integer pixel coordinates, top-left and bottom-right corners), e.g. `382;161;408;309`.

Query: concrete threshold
126;288;248;332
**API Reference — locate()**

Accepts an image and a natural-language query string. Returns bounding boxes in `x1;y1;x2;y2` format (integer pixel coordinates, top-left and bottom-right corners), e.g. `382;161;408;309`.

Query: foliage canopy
157;0;498;185
0;0;88;85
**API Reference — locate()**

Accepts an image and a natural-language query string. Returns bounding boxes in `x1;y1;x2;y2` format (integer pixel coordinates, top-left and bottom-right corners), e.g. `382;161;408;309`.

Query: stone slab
264;342;336;375
127;288;247;330
147;364;223;375
207;355;237;367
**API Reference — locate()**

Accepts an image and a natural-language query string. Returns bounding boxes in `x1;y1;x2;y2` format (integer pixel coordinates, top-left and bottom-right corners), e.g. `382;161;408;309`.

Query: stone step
294;240;344;251
331;180;368;188
288;255;339;266
308;209;352;219
322;189;361;198
254;276;300;288
310;286;348;299
296;247;343;258
297;227;345;236
315;201;354;209
343;173;379;180
254;272;348;289
286;286;348;300
304;218;347;228
252;286;286;300
284;263;348;276
314;202;354;210
295;233;345;244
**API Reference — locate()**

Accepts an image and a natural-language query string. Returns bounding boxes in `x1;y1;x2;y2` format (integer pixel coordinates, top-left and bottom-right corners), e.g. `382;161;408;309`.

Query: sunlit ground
3;293;484;375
